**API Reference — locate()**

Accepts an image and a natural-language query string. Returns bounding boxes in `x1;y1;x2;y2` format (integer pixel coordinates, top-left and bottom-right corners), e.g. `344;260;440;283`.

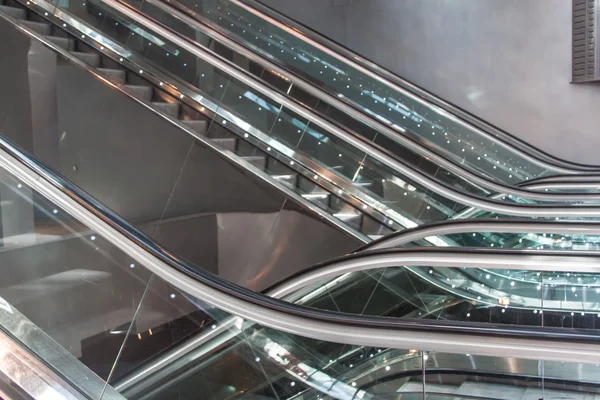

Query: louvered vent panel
573;0;600;82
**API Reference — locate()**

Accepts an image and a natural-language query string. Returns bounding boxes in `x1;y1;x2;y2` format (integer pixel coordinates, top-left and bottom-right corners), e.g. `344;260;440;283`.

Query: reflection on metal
266;248;600;299
572;0;600;83
108;0;600;205
58;0;600;216
365;219;600;250
0;329;83;400
3;144;600;366
0;296;125;400
238;0;600;172
0;4;371;241
139;0;596;197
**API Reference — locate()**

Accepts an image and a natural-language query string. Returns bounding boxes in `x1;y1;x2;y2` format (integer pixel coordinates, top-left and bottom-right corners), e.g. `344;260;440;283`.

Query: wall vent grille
573;0;600;82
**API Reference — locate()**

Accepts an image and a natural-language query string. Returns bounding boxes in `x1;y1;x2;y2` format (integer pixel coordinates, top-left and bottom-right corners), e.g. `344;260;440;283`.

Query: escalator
1;136;600;400
148;0;600;186
3;0;600;245
2;0;600;398
1;0;599;329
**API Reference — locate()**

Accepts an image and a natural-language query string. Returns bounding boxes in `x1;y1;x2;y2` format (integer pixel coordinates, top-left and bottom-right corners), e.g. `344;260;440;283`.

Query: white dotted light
130;263;135;269
255;357;260;362
170;293;176;299
17;183;22;189
385;365;391;371
52;209;58;214
351;382;356;387
90;235;96;241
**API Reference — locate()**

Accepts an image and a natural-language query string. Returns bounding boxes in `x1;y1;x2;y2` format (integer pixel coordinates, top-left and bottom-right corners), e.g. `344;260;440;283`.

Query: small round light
170;293;176;299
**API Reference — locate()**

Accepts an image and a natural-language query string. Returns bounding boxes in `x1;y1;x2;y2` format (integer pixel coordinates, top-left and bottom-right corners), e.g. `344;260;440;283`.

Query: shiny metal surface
266;248;600;299
10;0;600;236
154;0;600;201
65;0;600;216
240;0;600;173
2;0;398;232
0;331;83;400
2;134;600;365
365;219;600;250
232;0;599;174
0;296;125;400
96;0;600;206
246;0;600;169
0;11;364;291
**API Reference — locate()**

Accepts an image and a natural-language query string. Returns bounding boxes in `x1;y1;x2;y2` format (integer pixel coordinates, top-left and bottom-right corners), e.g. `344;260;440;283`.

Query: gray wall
260;0;600;165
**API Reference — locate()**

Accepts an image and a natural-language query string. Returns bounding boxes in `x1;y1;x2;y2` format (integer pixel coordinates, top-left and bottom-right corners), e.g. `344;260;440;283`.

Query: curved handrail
94;0;600;210
265;247;600;299
359;218;600;251
3;131;600;364
237;0;600;172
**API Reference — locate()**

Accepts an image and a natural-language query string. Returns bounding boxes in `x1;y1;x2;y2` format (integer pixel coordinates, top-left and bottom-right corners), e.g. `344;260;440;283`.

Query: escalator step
212;137;237;152
152;102;180;118
70;51;100;67
301;192;330;209
46;35;74;51
124;85;152;101
242;155;267;171
0;5;26;19
181;120;208;136
21;20;51;35
271;174;298;190
97;68;126;84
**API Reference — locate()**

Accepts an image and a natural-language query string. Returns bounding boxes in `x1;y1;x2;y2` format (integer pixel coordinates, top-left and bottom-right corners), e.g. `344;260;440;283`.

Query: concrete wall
259;0;600;165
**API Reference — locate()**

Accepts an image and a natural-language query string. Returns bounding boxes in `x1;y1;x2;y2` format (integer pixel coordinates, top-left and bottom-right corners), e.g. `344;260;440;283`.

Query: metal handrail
150;0;600;192
15;0;600;222
236;0;600;172
3;127;600;364
360;218;600;250
89;0;600;210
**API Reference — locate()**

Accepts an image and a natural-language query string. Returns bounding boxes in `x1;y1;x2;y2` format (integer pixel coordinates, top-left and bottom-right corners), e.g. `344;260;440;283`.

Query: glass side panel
292;240;600;329
123;0;495;199
0;168;150;383
34;0;506;233
180;0;560;186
